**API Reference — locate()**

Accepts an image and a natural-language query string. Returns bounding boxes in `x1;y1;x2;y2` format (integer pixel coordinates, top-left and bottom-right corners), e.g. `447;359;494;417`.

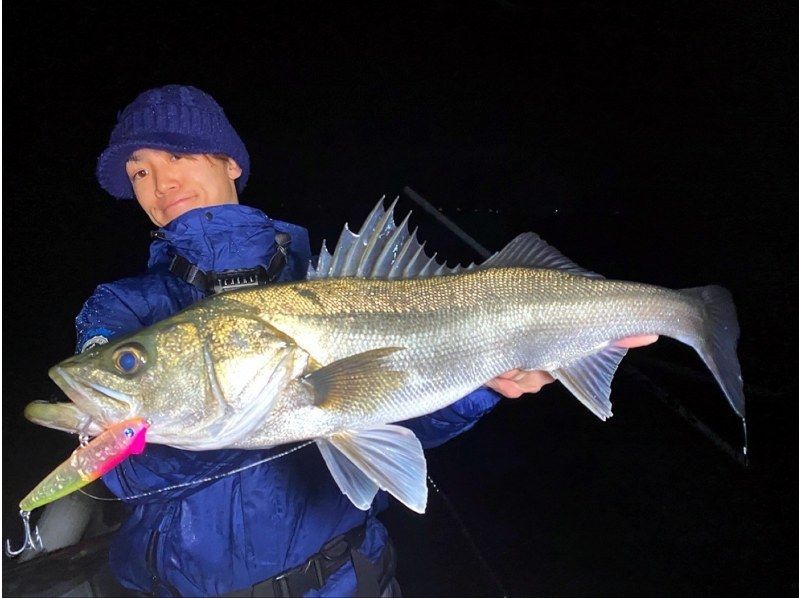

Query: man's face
126;148;243;226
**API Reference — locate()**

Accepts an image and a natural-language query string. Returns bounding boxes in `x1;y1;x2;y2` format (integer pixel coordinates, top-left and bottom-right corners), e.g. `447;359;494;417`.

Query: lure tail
19;418;149;513
6;418;148;558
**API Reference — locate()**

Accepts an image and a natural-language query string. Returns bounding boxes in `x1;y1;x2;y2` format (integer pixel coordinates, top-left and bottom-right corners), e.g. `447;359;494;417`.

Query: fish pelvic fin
552;345;628;420
316;438;380;510
679;286;745;419
316;425;428;513
303;348;408;409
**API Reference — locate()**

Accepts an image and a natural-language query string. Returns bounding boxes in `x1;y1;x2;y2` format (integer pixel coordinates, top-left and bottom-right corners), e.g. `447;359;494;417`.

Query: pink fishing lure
20;418;149;512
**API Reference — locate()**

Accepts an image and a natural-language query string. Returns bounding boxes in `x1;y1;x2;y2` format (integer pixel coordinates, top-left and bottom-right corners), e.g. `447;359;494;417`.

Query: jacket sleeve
75;283;150;353
399;387;502;449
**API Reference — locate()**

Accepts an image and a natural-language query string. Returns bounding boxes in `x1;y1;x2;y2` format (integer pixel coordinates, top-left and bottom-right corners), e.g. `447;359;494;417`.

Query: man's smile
164;196;195;210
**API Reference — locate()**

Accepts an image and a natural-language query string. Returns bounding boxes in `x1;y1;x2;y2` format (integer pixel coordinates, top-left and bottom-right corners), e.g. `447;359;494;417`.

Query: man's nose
153;168;180;196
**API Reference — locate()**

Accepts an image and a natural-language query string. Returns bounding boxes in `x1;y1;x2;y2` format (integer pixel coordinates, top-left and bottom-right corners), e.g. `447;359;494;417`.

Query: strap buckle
210;268;266;294
167;232;292;295
229;523;368;598
168;254;208;289
272;556;325;597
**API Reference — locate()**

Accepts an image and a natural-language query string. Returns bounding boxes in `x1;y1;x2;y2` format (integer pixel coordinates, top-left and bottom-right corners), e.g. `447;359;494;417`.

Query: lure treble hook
78;415;95;447
4;510;42;558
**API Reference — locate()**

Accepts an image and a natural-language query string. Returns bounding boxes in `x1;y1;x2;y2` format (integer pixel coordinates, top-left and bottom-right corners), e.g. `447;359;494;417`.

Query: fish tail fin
679;285;745;419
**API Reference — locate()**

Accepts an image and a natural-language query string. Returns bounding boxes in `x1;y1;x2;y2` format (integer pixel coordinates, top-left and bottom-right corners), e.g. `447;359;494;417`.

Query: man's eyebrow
127;153;142;163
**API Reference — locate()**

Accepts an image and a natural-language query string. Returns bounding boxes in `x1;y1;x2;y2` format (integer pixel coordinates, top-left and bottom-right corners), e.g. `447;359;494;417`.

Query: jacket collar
147;204;278;272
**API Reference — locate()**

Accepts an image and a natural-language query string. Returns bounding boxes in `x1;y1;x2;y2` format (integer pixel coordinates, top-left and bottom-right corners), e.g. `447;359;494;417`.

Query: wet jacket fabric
75;204;501;597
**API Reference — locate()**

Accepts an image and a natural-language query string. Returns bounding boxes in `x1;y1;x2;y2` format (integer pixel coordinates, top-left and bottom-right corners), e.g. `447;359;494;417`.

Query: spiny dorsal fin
307;198;601;280
307;197;470;279
481;232;603;278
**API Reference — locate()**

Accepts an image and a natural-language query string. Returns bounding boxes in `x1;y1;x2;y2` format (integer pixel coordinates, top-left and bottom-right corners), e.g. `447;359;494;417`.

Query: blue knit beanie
96;85;250;199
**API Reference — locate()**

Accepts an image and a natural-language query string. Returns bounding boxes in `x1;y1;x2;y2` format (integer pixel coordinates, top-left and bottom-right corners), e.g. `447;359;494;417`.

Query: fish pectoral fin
303;348;407;408
317;425;428;514
552;345;628;421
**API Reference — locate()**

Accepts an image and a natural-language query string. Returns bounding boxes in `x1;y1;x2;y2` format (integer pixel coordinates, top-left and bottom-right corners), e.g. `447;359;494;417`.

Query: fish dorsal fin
481;232;604;278
307;197;602;279
551;344;628;420
307;197;469;279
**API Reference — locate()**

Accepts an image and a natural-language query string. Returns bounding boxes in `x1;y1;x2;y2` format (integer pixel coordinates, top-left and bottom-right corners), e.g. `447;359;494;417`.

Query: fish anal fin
552;345;628;420
318;425;428;513
303;348;407;409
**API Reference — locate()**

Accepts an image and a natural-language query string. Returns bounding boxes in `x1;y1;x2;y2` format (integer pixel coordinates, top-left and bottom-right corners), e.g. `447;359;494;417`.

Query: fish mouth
48;366;137;426
24;401;105;435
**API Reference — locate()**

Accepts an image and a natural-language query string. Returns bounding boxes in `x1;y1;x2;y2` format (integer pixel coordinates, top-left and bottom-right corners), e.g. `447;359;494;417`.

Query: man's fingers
485;377;526;398
487;369;556;398
488;338;657;399
614;335;659;349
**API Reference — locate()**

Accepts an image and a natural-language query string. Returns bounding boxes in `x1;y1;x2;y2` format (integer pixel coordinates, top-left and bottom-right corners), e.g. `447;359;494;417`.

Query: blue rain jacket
75;204;501;596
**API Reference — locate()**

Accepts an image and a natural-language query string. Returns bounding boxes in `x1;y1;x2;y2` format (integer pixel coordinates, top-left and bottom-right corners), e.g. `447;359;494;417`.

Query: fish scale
217;267;704;435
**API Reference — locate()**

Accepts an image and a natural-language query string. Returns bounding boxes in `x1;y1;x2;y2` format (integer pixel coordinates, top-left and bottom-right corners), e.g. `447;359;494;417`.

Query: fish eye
112;344;148;375
124;427;134;438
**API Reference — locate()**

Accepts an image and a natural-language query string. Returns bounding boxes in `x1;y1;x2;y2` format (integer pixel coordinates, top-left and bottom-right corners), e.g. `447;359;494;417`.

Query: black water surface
3;3;796;595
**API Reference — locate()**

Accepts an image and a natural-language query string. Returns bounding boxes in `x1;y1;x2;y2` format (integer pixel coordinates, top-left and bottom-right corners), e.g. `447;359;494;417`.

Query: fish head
45;316;207;428
32;305;308;449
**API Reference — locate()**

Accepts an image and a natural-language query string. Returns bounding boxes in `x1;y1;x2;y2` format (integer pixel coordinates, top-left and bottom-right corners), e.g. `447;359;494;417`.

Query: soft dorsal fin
481;232;603;278
307;197;471;280
307;198;601;280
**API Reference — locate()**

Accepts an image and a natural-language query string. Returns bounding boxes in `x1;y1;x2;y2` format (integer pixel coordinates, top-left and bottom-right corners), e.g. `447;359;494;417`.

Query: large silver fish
25;199;745;513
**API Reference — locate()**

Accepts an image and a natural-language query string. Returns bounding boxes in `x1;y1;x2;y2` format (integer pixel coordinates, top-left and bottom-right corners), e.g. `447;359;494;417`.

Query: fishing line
75;437;511;596
77;440;315;502
427;473;509;598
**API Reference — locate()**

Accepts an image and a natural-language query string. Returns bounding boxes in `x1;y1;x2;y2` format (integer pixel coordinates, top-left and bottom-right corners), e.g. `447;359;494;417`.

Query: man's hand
486;335;659;399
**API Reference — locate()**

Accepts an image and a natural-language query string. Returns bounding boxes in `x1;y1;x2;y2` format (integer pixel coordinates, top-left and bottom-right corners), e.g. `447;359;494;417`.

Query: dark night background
2;2;797;596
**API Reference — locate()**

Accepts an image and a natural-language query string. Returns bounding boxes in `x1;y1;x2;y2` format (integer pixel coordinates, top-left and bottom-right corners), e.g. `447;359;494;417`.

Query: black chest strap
167;232;291;295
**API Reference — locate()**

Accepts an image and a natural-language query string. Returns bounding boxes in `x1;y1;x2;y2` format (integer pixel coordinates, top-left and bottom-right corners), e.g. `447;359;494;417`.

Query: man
74;84;655;596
